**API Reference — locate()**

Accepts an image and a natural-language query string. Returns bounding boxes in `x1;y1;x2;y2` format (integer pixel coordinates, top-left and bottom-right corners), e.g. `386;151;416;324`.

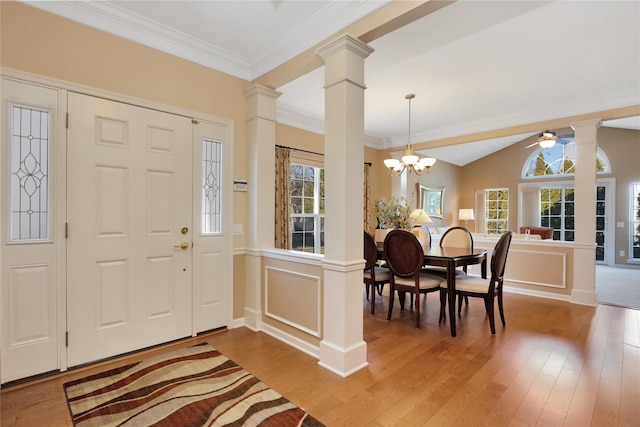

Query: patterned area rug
63;343;324;427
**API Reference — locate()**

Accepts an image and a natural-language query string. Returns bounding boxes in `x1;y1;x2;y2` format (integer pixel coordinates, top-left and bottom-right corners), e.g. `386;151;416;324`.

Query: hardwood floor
2;292;639;426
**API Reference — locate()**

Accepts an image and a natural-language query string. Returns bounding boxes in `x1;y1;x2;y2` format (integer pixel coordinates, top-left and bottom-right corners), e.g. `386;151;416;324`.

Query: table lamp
458;208;475;231
410;208;432;224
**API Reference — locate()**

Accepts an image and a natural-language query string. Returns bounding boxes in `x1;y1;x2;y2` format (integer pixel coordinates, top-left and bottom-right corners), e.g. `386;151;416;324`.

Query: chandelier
383;94;436;176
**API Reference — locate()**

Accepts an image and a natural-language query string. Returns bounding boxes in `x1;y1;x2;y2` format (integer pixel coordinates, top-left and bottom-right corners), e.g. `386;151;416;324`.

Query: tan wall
1;2;253;319
373;158;463;229
474;238;574;296
461;126;640;266
261;256;323;347
1;2;251;251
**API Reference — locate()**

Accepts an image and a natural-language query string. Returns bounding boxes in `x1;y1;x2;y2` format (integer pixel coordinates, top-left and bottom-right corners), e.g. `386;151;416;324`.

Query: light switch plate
233;224;243;235
617;222;624;228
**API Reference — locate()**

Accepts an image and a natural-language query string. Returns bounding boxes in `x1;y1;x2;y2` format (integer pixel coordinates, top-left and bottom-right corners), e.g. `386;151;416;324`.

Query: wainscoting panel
265;266;321;337
505;249;566;288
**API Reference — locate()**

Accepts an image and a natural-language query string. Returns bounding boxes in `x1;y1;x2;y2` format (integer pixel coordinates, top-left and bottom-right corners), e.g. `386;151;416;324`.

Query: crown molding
23;0;252;79
23;0;389;81
251;1;388;80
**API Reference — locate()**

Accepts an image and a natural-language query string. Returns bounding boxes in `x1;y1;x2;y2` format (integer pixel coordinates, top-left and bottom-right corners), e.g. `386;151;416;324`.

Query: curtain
364;163;371;233
274;146;291;249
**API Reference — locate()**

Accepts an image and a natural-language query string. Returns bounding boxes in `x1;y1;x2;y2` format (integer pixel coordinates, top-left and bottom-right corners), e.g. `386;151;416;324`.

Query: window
539;185;607;260
632;183;640;260
522;141;610;178
201;138;222;234
540;186;574;241
290;164;324;253
10;105;50;241
485;188;508;234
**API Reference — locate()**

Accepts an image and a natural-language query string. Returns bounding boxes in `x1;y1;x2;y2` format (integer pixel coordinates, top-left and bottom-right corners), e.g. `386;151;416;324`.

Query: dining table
377;241;487;337
422;246;487;337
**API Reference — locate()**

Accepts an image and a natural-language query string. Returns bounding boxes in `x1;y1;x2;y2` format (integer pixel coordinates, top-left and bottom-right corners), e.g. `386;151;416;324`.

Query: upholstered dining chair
424;226;474;305
363;231;390;314
445;230;513;334
412;225;431;248
383;230;444;328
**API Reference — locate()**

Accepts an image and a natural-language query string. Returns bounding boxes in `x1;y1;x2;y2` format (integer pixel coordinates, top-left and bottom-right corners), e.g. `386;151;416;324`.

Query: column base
318;339;368;377
571;289;597;306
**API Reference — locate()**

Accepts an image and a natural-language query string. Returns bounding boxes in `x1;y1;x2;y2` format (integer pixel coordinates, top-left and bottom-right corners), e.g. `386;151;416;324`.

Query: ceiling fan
525;130;573;149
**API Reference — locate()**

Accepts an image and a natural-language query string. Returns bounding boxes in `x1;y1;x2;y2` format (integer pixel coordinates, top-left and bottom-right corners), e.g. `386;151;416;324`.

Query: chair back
363;231;379;271
412;225;431;247
491;231;513;283
383;229;424;279
441;226;473;250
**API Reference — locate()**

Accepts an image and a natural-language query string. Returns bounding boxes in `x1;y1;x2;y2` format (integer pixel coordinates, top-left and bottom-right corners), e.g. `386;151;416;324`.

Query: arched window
522;139;610;179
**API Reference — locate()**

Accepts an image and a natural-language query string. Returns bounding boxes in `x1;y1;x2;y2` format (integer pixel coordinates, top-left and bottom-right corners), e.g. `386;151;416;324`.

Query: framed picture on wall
417;184;444;219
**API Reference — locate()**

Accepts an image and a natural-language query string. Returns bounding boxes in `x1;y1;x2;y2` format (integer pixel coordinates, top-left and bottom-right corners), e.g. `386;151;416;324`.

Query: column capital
316;34;375;61
243;84;282;122
571;118;602;143
243;84;282;100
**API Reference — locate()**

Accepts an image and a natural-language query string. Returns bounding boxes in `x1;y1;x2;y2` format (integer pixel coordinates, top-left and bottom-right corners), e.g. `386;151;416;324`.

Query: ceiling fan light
539;139;556;148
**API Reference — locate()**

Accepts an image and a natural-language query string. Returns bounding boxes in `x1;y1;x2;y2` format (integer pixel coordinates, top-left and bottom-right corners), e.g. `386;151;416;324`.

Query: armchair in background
519;226;554;239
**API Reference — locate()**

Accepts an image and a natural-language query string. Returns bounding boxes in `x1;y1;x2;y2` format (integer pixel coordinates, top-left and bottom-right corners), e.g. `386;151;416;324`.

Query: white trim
503;286;572;303
630;182;640;262
23;1;389;81
262;248;324;266
264;266;321;338
260;322;320;360
2;68;235;375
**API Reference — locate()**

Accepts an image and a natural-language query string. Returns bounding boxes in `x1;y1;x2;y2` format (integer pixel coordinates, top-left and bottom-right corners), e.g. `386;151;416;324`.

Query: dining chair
412;225;431;248
383;229;444;328
424;226;473;305
363;231;390;314
445;230;513;334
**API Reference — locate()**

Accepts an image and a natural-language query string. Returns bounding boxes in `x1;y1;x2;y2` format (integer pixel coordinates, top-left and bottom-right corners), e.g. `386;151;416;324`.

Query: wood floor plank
1;293;638;427
590;378;620;426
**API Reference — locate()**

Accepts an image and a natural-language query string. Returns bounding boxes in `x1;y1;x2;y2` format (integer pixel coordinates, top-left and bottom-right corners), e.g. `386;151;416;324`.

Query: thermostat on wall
233;180;248;192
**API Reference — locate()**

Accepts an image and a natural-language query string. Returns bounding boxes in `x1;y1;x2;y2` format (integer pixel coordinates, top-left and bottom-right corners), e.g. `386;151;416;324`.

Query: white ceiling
25;0;640;166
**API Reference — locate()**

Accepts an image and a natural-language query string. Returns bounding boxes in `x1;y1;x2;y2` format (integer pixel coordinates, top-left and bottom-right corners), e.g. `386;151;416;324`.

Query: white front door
66;93;193;366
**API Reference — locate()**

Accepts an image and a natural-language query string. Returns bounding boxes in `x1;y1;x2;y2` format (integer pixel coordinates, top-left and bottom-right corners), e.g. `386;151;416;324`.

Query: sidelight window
201;138;222;234
10;105;50;241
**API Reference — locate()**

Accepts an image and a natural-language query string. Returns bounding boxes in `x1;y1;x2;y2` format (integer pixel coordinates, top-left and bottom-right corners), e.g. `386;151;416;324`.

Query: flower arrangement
375;196;415;231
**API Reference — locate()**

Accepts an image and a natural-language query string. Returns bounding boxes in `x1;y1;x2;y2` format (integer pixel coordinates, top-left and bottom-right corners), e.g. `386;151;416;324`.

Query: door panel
67;93;193;367
192;121;230;333
1;79;61;383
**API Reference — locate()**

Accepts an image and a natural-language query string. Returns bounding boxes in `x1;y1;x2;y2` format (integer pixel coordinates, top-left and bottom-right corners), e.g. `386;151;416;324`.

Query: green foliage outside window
486;189;508;234
290;164;324;254
524;143;608;178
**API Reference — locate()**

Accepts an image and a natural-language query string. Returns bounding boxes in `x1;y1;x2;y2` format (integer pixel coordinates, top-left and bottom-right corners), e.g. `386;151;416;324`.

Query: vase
374;228;393;243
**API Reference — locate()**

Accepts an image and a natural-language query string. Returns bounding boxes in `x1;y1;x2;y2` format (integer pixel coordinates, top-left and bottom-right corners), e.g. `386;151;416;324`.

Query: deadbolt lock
181;227;189;235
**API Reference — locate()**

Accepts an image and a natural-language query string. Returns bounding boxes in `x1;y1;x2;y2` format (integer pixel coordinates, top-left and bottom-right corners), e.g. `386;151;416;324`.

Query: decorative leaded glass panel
201;138;222;234
10;105;50;241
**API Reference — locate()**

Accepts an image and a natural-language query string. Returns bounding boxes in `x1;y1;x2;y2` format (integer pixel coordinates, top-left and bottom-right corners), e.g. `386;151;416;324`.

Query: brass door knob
174;242;189;249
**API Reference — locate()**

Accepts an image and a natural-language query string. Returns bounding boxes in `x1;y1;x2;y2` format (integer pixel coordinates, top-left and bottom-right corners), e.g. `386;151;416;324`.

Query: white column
317;35;374;376
243;84;281;329
570;118;600;306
